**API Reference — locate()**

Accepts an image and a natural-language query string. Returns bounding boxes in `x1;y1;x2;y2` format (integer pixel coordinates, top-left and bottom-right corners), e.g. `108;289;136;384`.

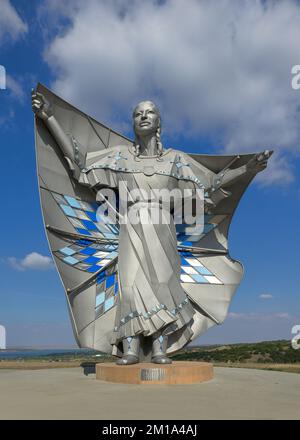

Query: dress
77;144;211;350
34;83;256;358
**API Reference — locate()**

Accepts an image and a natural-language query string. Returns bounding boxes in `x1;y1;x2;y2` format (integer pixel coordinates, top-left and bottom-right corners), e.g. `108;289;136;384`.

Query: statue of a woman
32;84;271;364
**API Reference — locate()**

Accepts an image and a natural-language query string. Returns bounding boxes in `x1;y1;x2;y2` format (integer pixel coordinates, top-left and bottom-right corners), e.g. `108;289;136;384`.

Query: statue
32;84;272;365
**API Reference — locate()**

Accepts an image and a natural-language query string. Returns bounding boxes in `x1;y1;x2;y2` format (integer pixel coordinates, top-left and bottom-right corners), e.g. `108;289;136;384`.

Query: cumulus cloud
0;0;27;44
0;75;27;129
7;252;54;271
259;294;274;300
41;0;300;185
6;75;26;102
255;153;295;186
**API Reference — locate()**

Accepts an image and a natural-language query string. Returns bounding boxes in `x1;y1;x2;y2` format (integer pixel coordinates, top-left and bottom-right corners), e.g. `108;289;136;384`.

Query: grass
1;340;299;373
212;362;300;374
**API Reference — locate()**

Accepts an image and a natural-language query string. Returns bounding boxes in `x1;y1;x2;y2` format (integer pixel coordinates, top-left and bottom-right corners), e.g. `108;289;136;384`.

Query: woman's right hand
31;89;52;121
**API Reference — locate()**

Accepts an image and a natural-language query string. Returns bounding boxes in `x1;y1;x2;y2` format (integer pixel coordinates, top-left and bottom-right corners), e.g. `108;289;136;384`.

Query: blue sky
0;0;299;348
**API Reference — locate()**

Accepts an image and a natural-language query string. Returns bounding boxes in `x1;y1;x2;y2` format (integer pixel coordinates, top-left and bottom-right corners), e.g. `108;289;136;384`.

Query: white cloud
255;153;295;186
0;0;27;44
7;252;54;271
41;0;300;186
0;75;27;128
6;75;25;102
228;312;290;320
274;313;290;319
259;294;274;300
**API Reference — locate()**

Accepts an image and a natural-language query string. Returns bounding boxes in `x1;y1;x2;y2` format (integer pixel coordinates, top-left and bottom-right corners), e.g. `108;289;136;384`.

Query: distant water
0;349;96;360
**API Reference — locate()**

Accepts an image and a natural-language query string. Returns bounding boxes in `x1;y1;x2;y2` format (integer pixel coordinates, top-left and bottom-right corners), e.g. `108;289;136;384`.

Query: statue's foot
151;355;172;364
116;355;139;365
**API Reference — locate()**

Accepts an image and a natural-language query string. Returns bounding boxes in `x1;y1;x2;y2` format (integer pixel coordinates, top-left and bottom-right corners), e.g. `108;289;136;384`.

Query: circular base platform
96;361;213;385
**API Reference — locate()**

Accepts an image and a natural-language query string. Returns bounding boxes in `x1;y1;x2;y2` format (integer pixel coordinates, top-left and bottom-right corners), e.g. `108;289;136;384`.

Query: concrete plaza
0;367;299;420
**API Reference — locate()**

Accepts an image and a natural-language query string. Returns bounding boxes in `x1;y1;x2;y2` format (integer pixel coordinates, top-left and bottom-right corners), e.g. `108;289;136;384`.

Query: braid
156;125;163;157
133;142;140;160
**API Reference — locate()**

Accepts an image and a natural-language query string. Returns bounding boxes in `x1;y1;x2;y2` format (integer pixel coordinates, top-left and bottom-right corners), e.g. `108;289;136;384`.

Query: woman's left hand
246;150;273;173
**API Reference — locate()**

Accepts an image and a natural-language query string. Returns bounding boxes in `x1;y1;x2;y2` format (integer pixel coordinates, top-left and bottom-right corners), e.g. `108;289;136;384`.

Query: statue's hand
31;89;53;121
246;150;272;174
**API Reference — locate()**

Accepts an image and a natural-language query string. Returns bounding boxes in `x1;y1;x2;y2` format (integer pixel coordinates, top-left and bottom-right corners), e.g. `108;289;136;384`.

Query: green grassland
171;340;300;374
1;340;299;373
172;339;300;364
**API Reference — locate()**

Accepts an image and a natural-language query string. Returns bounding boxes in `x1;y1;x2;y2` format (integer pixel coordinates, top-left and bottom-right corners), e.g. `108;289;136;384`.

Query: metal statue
32;84;272;364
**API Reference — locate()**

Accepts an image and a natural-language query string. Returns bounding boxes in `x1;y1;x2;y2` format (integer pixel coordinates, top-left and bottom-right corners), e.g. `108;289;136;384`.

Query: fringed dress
78;145;211;354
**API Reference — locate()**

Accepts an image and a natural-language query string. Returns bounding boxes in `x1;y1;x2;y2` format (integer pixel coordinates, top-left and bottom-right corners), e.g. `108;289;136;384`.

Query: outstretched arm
210;150;272;193
202;151;272;209
32;89;79;171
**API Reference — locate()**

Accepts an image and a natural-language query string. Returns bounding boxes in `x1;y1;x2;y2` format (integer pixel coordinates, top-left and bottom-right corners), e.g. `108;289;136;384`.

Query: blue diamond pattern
106;274;115;289
104;297;114;312
87;265;101;273
179;251;223;285
63;256;78;265
76;228;91;236
81;219;99;231
60;204;77;217
96;292;105;307
60;247;76;256
64;196;82;209
95;270;119;318
54;192;119;242
86;211;97;222
51;191;223;320
176;214;227;245
79;247;98;256
83;256;101;265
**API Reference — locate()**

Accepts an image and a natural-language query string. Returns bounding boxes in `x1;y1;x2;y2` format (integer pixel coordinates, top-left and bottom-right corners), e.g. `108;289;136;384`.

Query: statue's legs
151;331;172;364
113;204;194;363
116;336;140;365
115;332;172;365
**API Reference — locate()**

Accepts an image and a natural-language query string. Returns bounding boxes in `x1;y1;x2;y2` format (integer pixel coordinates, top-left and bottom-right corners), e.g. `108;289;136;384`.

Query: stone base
96;361;213;385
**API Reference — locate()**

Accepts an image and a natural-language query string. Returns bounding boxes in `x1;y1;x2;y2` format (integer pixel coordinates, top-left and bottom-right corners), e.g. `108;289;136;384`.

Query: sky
0;0;299;348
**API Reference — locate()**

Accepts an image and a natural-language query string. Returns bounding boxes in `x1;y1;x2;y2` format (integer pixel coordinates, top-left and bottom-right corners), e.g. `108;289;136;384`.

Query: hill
172;340;300;364
1;340;299;373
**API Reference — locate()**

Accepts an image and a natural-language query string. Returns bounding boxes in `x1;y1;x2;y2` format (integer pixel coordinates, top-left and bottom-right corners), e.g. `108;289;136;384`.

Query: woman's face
133;101;160;137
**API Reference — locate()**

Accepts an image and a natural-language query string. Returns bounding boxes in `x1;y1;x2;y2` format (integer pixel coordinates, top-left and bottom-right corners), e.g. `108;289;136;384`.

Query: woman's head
132;101;163;157
132;101;161;137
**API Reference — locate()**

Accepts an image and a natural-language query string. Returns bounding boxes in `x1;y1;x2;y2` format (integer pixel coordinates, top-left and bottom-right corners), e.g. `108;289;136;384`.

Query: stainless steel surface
33;83;271;362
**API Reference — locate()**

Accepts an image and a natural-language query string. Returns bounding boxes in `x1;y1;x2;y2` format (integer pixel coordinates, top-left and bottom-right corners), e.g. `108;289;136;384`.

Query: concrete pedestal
96;361;213;385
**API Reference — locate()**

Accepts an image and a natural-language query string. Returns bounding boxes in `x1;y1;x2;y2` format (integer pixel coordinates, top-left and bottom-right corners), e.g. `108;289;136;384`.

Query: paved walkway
0;367;299;419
